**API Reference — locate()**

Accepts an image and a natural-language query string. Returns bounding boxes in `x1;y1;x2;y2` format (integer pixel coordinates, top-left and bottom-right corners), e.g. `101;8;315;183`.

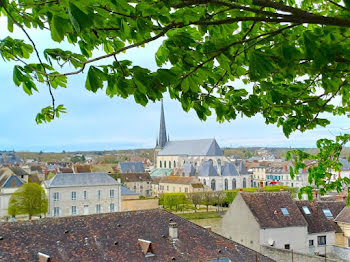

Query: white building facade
43;173;121;217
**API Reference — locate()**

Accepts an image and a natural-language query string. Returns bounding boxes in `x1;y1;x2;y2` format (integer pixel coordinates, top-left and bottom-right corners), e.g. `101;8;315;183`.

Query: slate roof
198;161;218;177
0;209;273;262
119;162;145;173
30;165;44;173
238;161;249;175
221;162;239;176
118;173;152;183
183;163;196;177
2;175;24;188
121;186;139;196
335;207;350;224
9;166;28;177
44;173;119;188
241;192;308;229
340;158;350;171
158;139;223;156
295;200;344;234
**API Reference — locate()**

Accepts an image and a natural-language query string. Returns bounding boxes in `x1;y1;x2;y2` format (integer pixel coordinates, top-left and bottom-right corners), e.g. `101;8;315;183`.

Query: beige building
335;207;350;248
117;173;152;196
153;176;205;196
42;173;121;217
121;186;158;212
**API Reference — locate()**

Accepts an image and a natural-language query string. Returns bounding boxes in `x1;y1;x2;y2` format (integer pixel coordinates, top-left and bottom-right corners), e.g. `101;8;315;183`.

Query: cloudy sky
0;17;348;152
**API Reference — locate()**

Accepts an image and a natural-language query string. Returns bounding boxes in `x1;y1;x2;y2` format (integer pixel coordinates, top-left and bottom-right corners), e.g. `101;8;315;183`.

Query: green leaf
68;2;90;33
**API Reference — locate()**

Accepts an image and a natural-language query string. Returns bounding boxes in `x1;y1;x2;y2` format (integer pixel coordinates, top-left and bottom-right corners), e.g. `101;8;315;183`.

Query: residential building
119;161;145;173
223;191;346;257
222;192;309;252
0;169;24;217
0;209;273;262
335;207;350;248
42;173;121;217
117;172;152;196
154;176;205;196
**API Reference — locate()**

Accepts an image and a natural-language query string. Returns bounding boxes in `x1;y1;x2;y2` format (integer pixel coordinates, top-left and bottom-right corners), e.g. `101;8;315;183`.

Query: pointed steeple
157;100;168;148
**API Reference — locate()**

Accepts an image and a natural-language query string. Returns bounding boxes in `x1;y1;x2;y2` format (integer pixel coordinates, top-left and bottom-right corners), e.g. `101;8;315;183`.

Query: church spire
157;100;168;148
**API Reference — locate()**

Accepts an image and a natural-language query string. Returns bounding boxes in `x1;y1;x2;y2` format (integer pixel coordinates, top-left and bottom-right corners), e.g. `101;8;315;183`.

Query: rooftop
0;209;273;262
119;162;145;173
44;173;119;188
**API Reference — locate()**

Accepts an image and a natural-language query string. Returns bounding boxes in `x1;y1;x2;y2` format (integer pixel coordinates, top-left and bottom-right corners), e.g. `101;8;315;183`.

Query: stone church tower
154;101;169;167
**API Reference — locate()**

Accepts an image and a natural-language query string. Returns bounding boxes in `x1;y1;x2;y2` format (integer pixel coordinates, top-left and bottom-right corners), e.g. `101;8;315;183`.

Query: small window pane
309;240;314;246
303;206;311;215
281;208;289;216
322;208;333;217
318;236;326;246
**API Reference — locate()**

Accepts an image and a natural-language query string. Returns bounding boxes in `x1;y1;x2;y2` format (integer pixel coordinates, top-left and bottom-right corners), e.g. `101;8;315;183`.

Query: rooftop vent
38;252;50;262
138;239;155;257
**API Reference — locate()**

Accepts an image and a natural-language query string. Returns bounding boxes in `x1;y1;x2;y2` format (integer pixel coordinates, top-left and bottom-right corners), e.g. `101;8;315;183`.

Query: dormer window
322;208;333;218
302;206;311;215
281;208;289;216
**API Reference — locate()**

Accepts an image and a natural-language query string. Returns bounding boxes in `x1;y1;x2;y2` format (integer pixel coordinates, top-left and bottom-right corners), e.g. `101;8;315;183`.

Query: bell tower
154;100;169;168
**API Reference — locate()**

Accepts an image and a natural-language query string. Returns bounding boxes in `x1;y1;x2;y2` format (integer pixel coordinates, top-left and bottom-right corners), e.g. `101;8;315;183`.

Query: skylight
322;208;333;217
302;206;311;215
281;208;289;216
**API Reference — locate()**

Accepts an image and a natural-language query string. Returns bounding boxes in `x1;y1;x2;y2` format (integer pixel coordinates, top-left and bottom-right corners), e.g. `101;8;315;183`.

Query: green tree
8;183;48;219
201;191;214;212
187;192;202;212
1;0;350;195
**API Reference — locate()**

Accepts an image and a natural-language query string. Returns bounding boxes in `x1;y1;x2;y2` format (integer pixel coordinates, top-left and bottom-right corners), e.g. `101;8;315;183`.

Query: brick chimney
169;222;178;240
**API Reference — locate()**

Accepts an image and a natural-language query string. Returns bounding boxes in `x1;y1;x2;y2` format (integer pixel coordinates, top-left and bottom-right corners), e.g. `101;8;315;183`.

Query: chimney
38;252;50;262
169;222;178;240
312;189;321;200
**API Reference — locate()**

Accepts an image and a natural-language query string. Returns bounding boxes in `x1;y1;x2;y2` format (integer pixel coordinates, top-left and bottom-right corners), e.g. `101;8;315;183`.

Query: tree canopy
8;182;48;219
1;0;350;196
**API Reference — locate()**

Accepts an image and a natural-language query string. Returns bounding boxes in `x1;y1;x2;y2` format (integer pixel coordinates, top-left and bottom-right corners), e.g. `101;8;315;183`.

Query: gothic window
174;161;176;168
164;161;166;168
224;179;228;190
211;179;216;191
232;179;236;189
217;159;221;166
243;178;247;188
160;161;162;168
203;179;206;185
169;161;171;168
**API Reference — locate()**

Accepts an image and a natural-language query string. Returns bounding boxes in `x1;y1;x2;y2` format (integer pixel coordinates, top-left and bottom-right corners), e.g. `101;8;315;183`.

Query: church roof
238;161;249;175
157;101;168;148
221;162;239;176
183;163;196;176
198;161;218;177
158;138;223;156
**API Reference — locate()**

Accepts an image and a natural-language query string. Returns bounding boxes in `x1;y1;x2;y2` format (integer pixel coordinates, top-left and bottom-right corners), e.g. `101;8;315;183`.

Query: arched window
243;178;247;188
164;161;166;168
174;161;176;168
217;159;221;166
211;179;216;191
160;161;162;168
169;161;171;168
203;179;206;185
232;179;236;189
253;181;256;187
224;179;228;190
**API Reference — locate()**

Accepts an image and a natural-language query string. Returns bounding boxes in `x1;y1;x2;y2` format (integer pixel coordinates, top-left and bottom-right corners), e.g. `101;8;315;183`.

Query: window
53;192;60;202
347;238;350;248
174;161;176;168
302;206;311;215
281;208;289;216
173;186;175;192
160;161;162;168
317;236;326;246
96;204;102;214
53;207;60;217
83;190;88;200
309;240;314;247
71;206;77;215
164;161;166;168
179;187;181;192
97;190;102;200
232;179;236;189
110;189;115;198
211;179;216;191
71;191;77;201
243;178;246;188
284;244;290;250
224;179;228;190
203;179;206;185
167;185;169;191
110;203;115;212
185;188;188;193
169;161;171;168
322;208;333;218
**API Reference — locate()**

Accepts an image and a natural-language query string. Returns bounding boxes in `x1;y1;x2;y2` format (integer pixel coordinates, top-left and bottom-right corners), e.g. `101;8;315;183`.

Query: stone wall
260;245;340;262
121;199;158;212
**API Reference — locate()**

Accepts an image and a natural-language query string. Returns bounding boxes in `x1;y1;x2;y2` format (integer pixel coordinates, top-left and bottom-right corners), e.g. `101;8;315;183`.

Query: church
152;102;251;190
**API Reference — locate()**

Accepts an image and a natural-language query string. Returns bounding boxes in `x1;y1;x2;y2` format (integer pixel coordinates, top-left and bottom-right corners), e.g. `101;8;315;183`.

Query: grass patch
178;211;221;220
